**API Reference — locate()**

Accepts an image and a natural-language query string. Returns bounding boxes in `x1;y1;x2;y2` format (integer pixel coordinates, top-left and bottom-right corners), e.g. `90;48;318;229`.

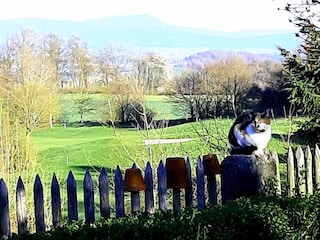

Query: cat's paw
253;149;265;157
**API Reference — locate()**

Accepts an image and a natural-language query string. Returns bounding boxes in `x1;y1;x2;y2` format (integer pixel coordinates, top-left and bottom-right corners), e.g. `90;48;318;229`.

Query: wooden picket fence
0;144;320;238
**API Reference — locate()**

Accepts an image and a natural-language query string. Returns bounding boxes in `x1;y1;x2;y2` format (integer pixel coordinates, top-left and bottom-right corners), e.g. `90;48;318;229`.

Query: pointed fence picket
51;173;62;227
98;167;110;219
0;145;320;238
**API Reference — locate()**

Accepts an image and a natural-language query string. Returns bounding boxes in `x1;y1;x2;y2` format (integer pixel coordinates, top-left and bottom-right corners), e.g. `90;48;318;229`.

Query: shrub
6;194;320;240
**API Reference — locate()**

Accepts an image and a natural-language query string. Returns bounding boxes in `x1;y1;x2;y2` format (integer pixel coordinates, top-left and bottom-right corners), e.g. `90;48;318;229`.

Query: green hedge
7;193;320;240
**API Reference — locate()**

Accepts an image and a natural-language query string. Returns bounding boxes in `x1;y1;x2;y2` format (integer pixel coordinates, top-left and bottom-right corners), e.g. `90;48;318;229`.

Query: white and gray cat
228;109;272;156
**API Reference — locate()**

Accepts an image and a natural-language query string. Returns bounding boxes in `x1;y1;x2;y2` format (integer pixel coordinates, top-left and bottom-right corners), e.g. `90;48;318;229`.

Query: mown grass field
32;94;300;182
59;94;188;123
33;119;297;175
12;94;299;222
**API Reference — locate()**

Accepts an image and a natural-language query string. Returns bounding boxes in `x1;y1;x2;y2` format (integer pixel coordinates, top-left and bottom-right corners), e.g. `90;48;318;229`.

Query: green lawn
28;115;300;221
30;93;302;216
34;92;302;180
32;116;299;182
145;95;187;119
3;93;306;228
59;94;186;124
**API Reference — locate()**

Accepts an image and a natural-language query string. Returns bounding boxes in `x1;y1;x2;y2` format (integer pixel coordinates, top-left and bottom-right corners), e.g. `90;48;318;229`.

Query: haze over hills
0;14;300;61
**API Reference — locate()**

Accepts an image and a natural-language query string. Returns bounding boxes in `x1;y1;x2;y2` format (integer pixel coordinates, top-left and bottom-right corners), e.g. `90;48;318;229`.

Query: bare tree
174;69;217;121
98;43;133;86
0;29;60;134
133;52;173;94
44;33;68;88
66;36;92;88
205;55;254;117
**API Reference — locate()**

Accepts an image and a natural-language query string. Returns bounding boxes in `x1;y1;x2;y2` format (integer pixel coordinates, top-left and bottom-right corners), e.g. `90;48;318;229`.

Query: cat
228;109;272;156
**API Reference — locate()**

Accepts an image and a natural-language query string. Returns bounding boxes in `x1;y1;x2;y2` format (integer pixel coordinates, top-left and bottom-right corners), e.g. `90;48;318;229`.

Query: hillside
0;14;300;60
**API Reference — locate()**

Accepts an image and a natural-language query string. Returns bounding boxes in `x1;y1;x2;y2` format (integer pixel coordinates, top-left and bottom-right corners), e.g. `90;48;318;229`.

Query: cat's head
253;109;271;132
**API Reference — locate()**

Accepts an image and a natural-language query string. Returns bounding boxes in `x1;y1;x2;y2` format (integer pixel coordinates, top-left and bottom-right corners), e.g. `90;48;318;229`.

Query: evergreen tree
279;0;320;143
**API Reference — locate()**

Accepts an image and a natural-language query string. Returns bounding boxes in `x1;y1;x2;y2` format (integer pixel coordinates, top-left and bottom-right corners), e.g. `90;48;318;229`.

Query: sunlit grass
32;116;300;180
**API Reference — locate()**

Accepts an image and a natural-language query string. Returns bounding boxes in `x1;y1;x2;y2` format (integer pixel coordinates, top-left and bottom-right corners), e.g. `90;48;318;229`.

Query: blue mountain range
0;14;300;60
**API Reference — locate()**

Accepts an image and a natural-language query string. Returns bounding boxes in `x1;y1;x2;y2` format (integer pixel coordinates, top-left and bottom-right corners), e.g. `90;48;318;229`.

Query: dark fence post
207;175;218;206
83;170;95;224
16;177;27;235
222;155;258;203
130;191;140;214
157;160;167;213
114;166;125;218
172;188;181;214
203;154;221;206
145;162;154;214
51;173;62;227
185;157;193;208
99;168;110;219
67;171;78;222
196;157;205;210
34;174;45;233
128;164;141;214
0;178;10;238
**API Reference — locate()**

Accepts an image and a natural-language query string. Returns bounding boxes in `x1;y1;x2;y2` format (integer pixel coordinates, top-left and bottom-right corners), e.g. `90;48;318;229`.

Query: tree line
174;55;287;120
0;28;289;132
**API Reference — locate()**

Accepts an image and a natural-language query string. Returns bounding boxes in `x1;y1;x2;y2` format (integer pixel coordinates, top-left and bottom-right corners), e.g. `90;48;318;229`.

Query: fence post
16;177;27;235
196;156;205;210
99;168;110;219
114;166;125;218
203;154;221;206
157;160;167;213
126;164;143;214
296;146;306;195
305;146;313;195
272;150;282;195
222;155;258;203
315;144;320;190
145;162;154;214
185;157;193;208
171;189;181;214
67;171;78;222
0;178;10;238
83;170;95;224
51;173;62;227
34;174;45;232
287;147;295;197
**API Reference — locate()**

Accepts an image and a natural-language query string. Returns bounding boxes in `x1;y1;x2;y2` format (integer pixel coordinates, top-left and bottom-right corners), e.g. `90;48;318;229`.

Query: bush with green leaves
6;193;320;240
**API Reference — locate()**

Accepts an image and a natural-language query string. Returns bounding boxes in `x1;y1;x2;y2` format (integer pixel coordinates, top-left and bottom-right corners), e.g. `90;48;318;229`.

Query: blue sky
2;0;295;31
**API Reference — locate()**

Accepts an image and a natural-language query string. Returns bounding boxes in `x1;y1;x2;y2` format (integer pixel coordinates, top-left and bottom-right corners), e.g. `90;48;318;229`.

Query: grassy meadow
31;94;300;183
29;113;298;221
3;93;298;223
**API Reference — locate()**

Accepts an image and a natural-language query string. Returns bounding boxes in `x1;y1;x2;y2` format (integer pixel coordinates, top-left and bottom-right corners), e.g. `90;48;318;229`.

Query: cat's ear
265;109;271;118
243;111;254;123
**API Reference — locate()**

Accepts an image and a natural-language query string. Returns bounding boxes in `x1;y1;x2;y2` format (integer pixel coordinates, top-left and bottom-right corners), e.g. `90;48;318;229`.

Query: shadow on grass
271;133;311;164
71;165;116;177
272;133;306;146
62;118;193;129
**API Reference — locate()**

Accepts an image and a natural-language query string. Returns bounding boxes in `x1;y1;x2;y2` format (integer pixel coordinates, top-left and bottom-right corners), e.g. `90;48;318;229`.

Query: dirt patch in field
143;138;194;145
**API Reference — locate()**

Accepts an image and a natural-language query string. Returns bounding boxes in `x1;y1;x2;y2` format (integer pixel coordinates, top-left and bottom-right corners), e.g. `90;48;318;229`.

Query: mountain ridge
0;14;299;60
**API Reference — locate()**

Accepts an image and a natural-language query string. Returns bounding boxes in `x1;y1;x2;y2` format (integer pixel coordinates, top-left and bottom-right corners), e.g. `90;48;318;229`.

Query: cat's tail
229;145;257;155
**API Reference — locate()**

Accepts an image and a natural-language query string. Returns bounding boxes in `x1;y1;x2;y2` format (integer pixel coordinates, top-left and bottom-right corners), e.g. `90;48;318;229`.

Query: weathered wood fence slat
98;167;110;219
16;177;27;235
51;173;62;227
0;145;319;238
145;161;154;213
67;170;78;222
315;145;320;189
0;178;10;238
157;160;167;213
84;170;95;224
